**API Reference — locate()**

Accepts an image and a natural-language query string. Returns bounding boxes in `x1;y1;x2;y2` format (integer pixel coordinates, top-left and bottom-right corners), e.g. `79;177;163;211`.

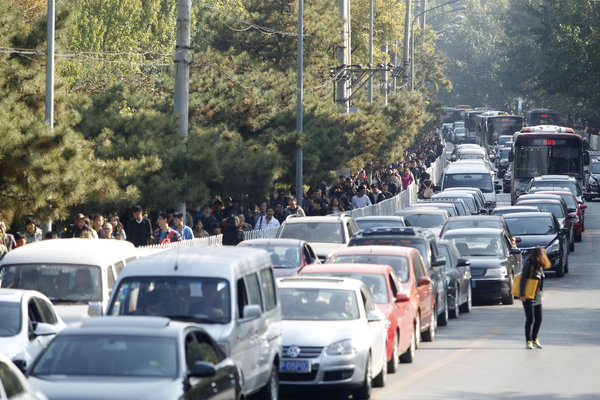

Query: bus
510;125;583;204
525;109;560;126
441;107;466;124
465;109;485;143
475;111;506;149
484;115;524;145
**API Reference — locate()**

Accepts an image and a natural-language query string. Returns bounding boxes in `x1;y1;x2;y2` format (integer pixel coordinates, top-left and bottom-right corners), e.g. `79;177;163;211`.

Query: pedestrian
172;212;194;240
0;222;16;252
283;196;305;217
351;185;372;209
221;216;244;245
152;212;182;244
126;205;153;247
401;167;414;190
22;218;42;243
417;172;434;199
254;206;281;230
109;215;127;240
519;246;551;350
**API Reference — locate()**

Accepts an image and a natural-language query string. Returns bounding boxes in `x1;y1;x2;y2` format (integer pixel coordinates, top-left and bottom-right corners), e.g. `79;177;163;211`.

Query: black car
440;215;510;237
436;239;472;318
355;216;410;231
441;228;522;305
349;227;450;327
584;159;600;200
502;163;512;193
502;212;569;277
515;198;575;252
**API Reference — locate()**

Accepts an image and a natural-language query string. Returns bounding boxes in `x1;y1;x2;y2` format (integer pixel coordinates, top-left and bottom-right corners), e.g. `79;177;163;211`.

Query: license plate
472;280;476;288
280;360;311;373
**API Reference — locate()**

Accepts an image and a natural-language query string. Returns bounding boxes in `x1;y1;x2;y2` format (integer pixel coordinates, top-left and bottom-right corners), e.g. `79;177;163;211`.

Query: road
281;193;600;399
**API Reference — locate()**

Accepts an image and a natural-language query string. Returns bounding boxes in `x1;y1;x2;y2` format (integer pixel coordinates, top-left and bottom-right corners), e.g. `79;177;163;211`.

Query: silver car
277;276;387;399
28;316;241;400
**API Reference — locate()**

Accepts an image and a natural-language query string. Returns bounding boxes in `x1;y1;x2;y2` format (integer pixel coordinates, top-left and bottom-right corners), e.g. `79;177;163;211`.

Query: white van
0;239;139;324
441;162;501;206
105;247;282;400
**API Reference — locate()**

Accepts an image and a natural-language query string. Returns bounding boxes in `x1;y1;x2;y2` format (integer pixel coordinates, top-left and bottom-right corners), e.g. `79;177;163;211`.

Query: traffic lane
372;201;600;399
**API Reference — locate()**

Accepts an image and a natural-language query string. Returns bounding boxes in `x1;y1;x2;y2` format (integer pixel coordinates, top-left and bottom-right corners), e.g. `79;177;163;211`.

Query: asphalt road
280;193;600;400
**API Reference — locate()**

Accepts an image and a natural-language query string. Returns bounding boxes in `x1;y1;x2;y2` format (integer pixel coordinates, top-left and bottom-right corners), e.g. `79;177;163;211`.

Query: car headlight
546;239;560;253
325;339;356;356
485;266;507;277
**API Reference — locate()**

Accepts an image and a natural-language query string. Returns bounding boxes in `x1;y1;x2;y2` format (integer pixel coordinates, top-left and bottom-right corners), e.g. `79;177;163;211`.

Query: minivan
441;162;501;207
0;239;139;324
105;247;282;400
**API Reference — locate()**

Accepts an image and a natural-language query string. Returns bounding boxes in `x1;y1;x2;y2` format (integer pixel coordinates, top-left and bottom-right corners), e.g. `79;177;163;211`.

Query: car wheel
438;296;449;326
502;275;514;305
400;324;416;363
256;363;279;400
373;350;386;388
569;237;575;252
459;285;472;313
556;254;565;277
450;288;460;319
387;332;399;373
352;354;372;400
575;232;582;242
422;303;436;342
565;258;569;274
414;314;421;349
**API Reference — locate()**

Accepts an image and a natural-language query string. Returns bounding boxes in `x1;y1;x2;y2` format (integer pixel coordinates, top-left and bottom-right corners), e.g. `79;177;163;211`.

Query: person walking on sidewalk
519;246;550;349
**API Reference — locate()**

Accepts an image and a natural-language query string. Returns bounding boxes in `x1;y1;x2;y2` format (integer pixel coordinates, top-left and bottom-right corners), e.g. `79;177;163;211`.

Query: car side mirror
495;184;502;192
456;258;470;267
567;208;577;213
417;276;432;287
367;309;385;322
509;248;521;255
395;293;411;303
432;255;446;267
87;302;103;317
189;361;216;378
33;322;58;337
560;228;569;235
12;359;27;374
514;236;522;243
242;304;261;321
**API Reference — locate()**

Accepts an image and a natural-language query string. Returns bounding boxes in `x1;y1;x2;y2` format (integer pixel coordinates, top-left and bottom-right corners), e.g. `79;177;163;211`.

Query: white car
0;289;66;372
277;276;387;399
0;352;48;400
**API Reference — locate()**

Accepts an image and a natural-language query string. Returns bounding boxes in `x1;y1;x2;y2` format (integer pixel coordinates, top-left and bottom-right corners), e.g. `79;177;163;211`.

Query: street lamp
410;2;466;90
431;15;464;31
435;24;461;35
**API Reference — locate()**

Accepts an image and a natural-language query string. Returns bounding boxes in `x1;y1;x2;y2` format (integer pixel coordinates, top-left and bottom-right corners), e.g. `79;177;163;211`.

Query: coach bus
485;115;524;145
465;109;485;143
510;125;583;204
525;109;560;126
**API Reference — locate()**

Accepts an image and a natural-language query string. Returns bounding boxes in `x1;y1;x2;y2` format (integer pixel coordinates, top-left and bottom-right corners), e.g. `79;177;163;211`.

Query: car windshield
445;235;506;257
280;288;359;321
591;163;600;174
504;217;557;235
458;153;484;160
31;335;178;378
532;181;581;197
519;202;564;218
443;220;503;232
0;264;102;303
303;273;389;304
403;214;446;228
443;173;493;193
279;222;345;244
0;302;21;337
108;277;231;324
244;244;300;268
356;219;406;230
501;148;510;159
349;237;428;268
330;255;410;282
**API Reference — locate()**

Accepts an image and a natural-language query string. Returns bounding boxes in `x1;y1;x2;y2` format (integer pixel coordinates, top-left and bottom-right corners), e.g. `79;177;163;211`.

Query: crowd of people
0;136;444;253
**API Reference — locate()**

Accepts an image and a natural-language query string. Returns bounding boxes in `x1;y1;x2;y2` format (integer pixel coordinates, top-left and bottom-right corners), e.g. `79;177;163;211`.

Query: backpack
423;182;434;199
160;230;176;244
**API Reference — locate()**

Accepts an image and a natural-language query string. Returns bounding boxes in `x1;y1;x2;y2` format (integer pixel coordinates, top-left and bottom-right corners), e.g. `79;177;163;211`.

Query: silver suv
277;214;360;262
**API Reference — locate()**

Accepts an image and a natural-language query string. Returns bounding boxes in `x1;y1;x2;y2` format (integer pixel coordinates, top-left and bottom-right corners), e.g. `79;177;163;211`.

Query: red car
300;262;415;372
529;189;586;242
325;245;435;346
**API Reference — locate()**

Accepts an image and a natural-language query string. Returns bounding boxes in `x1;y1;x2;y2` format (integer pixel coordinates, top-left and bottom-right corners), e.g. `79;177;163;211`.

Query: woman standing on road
519;246;551;349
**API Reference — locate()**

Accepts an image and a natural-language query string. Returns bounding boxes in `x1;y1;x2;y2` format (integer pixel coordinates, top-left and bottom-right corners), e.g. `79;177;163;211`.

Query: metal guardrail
141;147;446;250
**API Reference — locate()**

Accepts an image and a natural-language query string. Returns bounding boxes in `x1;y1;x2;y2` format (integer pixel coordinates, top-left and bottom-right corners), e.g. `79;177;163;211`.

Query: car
28;316;241;400
237;238;320;277
277;214;360;262
456;147;487;161
393;208;451;236
496;146;511;177
0;239;139;324
277;276;387;398
515;198;576;252
417;198;471;216
348;227;449;331
432;191;482;215
106;247;281;400
496;135;513;150
442;187;494;213
0;289;66;372
326;245;435;345
502;212;569;276
399;203;459;217
436;239;472;318
0;352;48;400
584;158;600;200
355;216;410;231
527;175;584;204
441;228;523;305
452;126;467;143
300;263;416;369
502;163;512;193
440;215;510;237
491;205;540;216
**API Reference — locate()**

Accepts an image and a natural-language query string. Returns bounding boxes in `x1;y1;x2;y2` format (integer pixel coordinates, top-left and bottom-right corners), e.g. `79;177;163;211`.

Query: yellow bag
512;275;539;300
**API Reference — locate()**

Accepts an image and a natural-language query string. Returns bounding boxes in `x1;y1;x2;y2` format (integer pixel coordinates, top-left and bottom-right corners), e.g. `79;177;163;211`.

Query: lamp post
296;0;303;202
410;2;466;90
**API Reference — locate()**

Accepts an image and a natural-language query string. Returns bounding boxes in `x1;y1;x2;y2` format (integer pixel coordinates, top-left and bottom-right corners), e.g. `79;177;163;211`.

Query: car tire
450;288;460;319
459;285;472;313
565;258;569;274
502;276;514;305
438;297;449;326
256;363;279;400
556;255;565;277
352;354;372;400
414;314;421;349
400;324;416;363
569;237;575;252
387;332;399;373
575;232;582;242
422;304;436;342
373;350;386;388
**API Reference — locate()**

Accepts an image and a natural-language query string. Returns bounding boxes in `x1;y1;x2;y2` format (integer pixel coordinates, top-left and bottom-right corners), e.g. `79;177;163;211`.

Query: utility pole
337;0;351;113
44;0;55;234
420;0;427;29
368;0;373;104
381;45;388;106
401;0;411;85
296;0;303;203
173;0;191;215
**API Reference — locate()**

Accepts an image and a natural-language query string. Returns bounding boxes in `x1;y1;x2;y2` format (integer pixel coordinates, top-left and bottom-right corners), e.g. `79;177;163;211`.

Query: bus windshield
514;137;582;179
488;116;524;138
